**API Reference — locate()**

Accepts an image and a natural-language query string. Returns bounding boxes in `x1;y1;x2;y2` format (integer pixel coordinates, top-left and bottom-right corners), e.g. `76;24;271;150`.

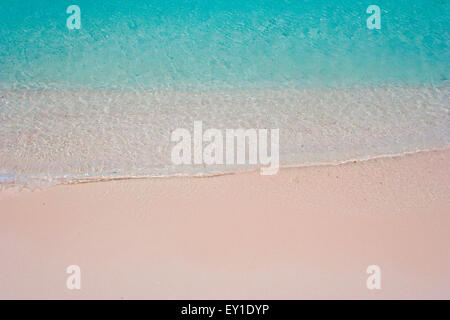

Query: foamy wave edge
1;147;448;192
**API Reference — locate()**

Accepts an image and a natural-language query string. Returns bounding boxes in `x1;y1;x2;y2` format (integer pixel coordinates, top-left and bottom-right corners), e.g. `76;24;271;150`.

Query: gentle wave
1;86;449;190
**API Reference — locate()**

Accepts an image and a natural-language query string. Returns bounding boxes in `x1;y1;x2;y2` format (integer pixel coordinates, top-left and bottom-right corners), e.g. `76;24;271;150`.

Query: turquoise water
0;1;449;189
0;0;449;90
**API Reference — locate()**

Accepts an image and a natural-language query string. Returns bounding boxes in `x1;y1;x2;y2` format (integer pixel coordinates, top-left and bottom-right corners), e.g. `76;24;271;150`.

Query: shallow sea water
0;1;449;188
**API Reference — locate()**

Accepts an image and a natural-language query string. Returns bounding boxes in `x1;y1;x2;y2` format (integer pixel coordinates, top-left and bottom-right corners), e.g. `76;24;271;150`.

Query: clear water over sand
0;1;449;188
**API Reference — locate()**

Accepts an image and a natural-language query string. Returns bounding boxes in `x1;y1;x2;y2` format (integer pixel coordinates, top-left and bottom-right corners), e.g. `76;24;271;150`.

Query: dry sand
0;150;449;299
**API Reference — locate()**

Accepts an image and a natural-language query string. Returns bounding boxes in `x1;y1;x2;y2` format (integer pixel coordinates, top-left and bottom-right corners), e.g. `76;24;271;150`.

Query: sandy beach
0;149;449;299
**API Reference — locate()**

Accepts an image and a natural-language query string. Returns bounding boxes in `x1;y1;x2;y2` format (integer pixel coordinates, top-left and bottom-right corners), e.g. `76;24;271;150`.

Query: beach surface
0;149;449;299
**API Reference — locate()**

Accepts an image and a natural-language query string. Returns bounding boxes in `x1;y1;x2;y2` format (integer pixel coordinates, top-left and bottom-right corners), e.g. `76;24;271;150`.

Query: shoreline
2;147;449;191
0;149;449;299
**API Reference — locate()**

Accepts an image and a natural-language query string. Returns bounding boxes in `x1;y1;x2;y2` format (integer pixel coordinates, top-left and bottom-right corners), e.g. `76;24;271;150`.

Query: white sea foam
0;86;449;189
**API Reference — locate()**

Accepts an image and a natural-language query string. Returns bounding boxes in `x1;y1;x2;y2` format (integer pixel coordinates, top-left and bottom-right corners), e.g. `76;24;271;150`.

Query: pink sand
0;150;449;299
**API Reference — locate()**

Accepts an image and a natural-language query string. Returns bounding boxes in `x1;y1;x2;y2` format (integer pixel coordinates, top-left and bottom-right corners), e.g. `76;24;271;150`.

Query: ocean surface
0;0;449;189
